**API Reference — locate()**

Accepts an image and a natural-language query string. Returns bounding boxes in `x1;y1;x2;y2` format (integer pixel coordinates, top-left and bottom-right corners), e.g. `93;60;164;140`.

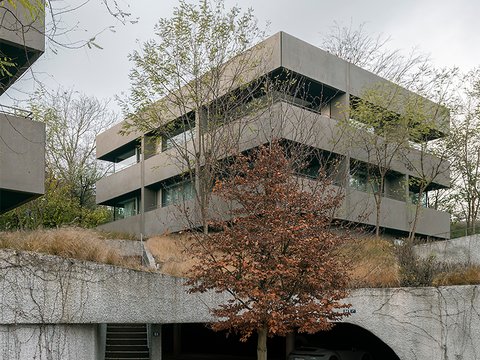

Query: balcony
0;1;45;94
0;106;45;213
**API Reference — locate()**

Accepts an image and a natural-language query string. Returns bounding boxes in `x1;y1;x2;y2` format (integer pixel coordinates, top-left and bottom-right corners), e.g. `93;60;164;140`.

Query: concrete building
0;2;45;213
96;32;450;239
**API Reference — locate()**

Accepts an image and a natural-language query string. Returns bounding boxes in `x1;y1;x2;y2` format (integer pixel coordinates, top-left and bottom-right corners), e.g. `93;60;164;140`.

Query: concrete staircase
105;324;150;360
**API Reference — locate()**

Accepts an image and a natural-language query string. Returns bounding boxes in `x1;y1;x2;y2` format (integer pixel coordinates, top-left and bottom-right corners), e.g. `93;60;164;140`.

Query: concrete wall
1;250;479;360
0;324;99;360
0;113;45;212
414;235;480;264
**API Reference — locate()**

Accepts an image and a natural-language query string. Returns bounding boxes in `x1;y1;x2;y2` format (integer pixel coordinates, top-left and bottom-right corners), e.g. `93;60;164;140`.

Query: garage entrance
161;323;400;360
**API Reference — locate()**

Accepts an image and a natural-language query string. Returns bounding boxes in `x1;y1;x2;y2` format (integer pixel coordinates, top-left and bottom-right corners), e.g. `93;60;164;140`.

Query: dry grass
146;233;198;277
147;232;403;286
95;230;139;241
4;227;479;287
340;237;401;288
433;265;480;286
0;228;143;269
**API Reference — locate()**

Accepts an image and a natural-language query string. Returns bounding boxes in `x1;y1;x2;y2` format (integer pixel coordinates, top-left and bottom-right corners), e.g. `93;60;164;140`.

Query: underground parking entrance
161;322;400;360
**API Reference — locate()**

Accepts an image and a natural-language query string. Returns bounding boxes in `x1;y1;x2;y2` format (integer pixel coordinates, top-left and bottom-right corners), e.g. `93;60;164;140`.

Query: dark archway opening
296;323;400;360
161;322;400;360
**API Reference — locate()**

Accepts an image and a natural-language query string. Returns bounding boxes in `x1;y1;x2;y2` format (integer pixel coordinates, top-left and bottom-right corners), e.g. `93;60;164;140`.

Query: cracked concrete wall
1;250;479;360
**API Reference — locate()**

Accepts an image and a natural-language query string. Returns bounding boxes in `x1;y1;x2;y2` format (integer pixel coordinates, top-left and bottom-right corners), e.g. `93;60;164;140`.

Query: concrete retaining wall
414;235;480;264
1;249;479;360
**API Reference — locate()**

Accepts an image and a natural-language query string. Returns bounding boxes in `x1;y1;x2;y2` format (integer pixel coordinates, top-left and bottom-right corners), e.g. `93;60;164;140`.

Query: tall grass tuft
0;228;141;269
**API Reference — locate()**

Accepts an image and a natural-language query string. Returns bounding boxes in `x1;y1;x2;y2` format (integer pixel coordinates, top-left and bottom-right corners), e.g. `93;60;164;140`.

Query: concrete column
150;324;162;360
285;333;295;359
140;136;146;238
144;187;157;212
173;324;181;357
96;324;107;360
330;93;349;122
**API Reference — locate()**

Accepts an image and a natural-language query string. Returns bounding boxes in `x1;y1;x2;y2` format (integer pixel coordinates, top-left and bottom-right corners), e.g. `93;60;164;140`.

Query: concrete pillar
144;187;157;212
150;324;162;360
96;324;107;360
330;93;349;122
286;333;295;359
173;324;181;357
140;136;146;238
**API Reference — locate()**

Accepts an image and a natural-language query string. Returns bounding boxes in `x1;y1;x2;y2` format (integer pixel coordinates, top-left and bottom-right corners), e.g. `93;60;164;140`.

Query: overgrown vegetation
0;228;142;269
148;232;480;288
2;226;480;287
340;237;400;288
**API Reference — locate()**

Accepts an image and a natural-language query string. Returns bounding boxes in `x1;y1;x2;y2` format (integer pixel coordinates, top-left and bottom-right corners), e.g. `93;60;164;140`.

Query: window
162;180;195;207
349;161;381;194
409;191;428;207
114;197;138;220
296;153;344;186
162;127;196;151
161;113;196;152
114;147;140;173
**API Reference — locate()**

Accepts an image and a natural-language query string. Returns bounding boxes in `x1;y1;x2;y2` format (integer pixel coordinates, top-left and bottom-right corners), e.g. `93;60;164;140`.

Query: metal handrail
0;104;33;118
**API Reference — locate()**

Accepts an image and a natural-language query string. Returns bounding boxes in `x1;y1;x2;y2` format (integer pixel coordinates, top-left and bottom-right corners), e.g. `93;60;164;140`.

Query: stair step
105;358;149;360
105;324;149;360
107;339;147;346
106;345;149;352
108;327;146;332
107;332;147;339
105;352;149;359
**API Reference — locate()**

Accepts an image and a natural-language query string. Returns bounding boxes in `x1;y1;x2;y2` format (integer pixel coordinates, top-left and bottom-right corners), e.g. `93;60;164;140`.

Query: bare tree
0;0;135;97
120;0;271;232
29;87;116;207
443;68;480;235
320;22;432;92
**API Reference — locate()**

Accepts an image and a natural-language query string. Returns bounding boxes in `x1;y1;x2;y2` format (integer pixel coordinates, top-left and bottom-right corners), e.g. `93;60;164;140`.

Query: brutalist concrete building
96;32;450;239
0;2;45;213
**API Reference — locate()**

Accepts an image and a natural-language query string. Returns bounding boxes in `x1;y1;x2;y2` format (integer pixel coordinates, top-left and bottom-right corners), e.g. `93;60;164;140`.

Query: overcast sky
3;0;479;113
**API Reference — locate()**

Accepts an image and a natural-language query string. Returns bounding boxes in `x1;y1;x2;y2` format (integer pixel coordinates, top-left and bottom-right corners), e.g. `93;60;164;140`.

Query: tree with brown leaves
188;142;351;360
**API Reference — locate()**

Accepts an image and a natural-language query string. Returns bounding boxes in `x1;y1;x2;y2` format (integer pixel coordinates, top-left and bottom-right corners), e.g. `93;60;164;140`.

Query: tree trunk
408;193;423;242
257;327;268;360
375;194;382;238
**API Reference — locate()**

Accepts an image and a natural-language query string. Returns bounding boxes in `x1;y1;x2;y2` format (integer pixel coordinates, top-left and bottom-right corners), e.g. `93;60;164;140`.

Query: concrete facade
0;2;45;213
1;250;479;360
96;32;450;239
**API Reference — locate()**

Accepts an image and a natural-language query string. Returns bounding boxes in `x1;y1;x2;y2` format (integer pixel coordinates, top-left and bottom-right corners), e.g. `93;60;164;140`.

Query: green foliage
450;221;480;238
1;0;45;21
0;177;112;231
0;56;15;77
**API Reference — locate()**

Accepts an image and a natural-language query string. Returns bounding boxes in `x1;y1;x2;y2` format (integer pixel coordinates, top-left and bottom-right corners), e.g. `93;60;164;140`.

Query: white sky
2;0;479;112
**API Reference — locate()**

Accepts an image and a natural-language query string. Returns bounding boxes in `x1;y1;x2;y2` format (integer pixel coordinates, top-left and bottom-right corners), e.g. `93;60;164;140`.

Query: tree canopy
188;142;351;360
